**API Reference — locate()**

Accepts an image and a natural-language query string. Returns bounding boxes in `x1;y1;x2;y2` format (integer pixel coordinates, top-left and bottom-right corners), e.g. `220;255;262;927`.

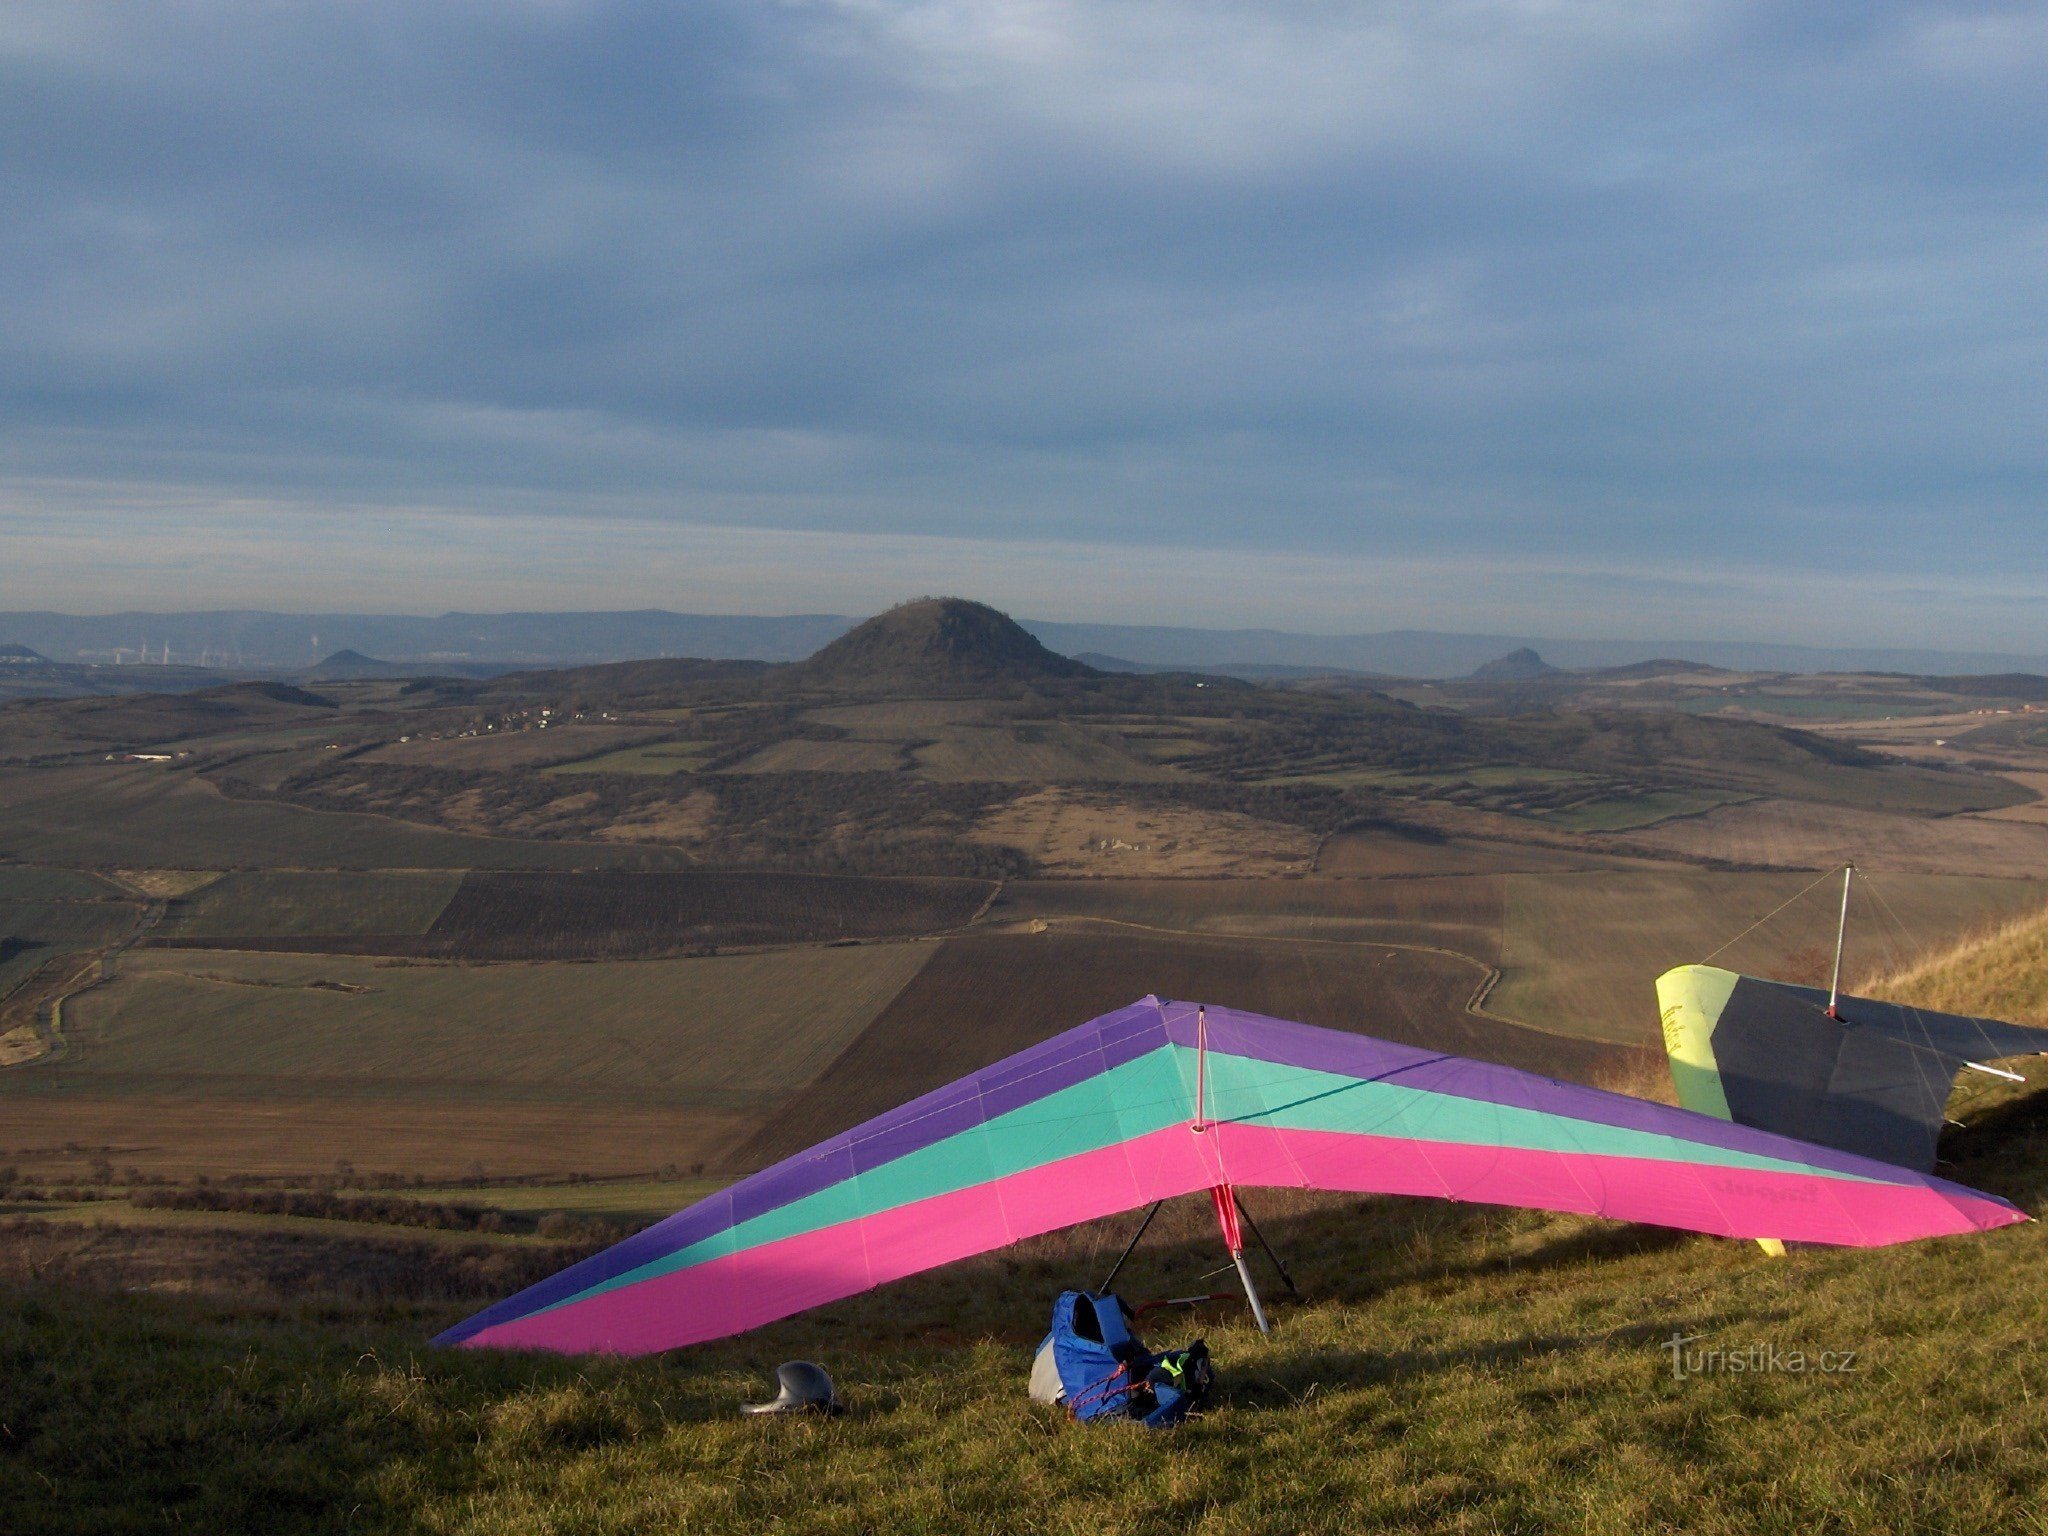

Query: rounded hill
788;599;1093;694
307;648;402;680
1470;647;1560;681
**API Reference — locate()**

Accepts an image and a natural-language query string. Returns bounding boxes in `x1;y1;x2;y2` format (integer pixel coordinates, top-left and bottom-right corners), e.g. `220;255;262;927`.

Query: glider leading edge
439;996;2024;1355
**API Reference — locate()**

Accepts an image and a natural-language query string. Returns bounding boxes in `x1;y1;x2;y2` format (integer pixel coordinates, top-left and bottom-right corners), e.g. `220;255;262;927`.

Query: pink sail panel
443;998;2028;1354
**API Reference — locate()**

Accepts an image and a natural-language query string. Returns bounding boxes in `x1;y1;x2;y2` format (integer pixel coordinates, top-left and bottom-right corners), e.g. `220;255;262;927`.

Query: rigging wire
1699;867;1841;965
1858;871;2017;1113
1854;870;1918;981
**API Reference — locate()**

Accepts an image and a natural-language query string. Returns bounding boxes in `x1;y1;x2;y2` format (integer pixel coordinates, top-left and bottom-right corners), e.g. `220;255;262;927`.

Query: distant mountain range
1;607;2044;679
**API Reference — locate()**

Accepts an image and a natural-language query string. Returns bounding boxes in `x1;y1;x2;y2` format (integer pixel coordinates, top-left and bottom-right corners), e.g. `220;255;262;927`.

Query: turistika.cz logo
1661;1332;1861;1381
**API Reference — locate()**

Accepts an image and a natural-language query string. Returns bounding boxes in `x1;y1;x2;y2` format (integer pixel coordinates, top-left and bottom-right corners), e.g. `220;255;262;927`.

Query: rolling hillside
7;901;2048;1534
0;600;2035;884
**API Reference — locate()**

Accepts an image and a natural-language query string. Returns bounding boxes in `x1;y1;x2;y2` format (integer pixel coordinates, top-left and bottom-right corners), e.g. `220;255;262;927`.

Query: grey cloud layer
4;1;2046;628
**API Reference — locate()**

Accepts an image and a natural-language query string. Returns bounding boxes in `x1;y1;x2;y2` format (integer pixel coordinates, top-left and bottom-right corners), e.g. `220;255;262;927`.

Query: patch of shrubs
534;1211;630;1245
133;1185;520;1234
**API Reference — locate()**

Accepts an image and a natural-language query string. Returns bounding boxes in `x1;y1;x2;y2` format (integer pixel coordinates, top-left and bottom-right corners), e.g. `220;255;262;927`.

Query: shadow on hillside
1233;1306;1790;1409
3;1161;1892;1435
705;1189;1716;1382
1939;1076;2048;1208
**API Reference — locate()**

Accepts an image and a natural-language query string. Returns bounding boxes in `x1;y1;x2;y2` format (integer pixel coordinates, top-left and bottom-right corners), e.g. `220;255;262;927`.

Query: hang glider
1659;963;2048;1172
439;996;2024;1355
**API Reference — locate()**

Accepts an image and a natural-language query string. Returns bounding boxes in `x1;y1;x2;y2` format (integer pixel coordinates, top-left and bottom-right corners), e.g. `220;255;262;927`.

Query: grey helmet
742;1360;841;1416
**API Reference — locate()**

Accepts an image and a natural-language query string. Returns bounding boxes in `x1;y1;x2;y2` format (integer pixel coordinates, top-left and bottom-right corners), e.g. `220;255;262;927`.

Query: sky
3;2;2046;644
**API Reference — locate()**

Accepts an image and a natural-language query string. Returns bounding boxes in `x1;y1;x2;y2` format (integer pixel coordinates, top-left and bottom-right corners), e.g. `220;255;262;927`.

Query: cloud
2;2;2045;635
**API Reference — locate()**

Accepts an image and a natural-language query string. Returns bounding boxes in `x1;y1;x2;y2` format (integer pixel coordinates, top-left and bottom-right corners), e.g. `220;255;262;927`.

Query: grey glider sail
1659;965;2048;1172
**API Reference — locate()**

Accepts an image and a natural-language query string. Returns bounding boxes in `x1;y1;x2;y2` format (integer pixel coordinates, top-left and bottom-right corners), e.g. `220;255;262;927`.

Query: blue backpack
1033;1292;1214;1428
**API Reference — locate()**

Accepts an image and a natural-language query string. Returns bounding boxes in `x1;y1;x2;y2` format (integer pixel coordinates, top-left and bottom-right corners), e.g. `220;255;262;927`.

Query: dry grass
159;871;997;959
1491;870;2046;1046
1313;824;1624;876
1610;795;2048;875
0;1021;45;1066
972;788;1318;877
0;1097;762;1184
109;868;222;899
1974;769;2048;825
0;763;692;870
367;725;661;771
995;876;1504;964
1862;901;2048;1024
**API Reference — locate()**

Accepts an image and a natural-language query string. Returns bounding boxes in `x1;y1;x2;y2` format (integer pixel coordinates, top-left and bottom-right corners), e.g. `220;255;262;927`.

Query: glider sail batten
441;996;2025;1353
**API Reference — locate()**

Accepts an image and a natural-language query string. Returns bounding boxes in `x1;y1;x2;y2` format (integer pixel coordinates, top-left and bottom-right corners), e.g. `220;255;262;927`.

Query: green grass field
23;1198;543;1249
154;870;464;939
542;742;719;776
728;738;909;772
0;866;127;901
397;1178;728;1223
911;722;1176;783
0;895;143;998
37;943;935;1110
0;943;935;1180
1702;759;2026;816
1538;788;1746;832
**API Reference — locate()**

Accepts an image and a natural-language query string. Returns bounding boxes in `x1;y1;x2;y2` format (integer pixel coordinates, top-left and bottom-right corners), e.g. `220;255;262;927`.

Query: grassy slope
9;906;2048;1532
1492;870;2046;1044
1870;907;2048;1024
